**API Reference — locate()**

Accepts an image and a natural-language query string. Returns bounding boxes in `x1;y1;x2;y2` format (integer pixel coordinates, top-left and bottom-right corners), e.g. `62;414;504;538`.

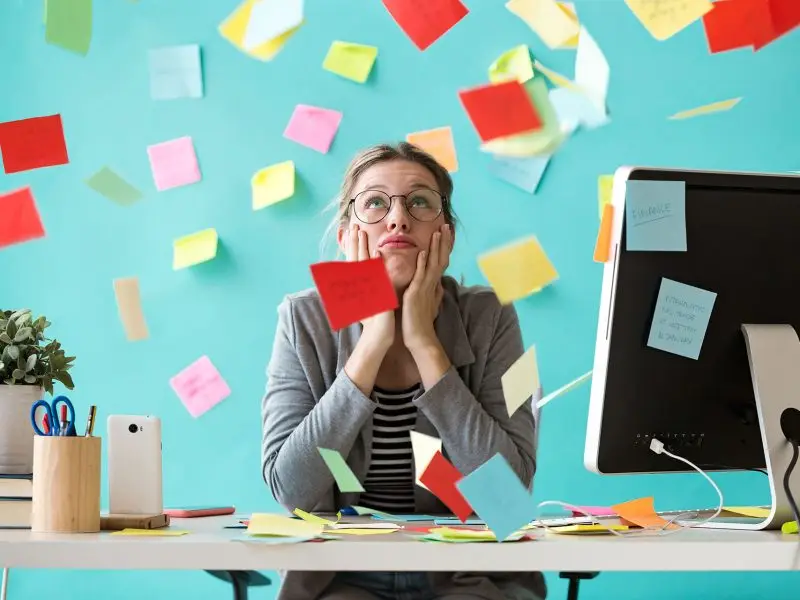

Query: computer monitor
584;166;800;530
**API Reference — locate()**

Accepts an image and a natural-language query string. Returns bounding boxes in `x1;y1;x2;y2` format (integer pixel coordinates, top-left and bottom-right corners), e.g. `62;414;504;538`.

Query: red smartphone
164;506;235;518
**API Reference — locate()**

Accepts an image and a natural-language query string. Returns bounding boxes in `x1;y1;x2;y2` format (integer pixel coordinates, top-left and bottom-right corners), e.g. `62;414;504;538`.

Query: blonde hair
319;142;458;258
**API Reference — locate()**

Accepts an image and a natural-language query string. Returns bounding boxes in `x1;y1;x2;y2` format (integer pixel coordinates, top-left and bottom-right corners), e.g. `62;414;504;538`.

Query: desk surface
1;516;799;572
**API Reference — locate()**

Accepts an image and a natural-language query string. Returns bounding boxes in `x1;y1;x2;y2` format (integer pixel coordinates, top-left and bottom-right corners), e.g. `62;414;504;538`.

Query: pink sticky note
147;136;201;191
571;505;615;517
169;355;231;418
283;104;343;153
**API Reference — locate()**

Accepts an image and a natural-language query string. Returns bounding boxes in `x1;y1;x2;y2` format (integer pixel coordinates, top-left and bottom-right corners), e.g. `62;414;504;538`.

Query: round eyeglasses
348;188;446;224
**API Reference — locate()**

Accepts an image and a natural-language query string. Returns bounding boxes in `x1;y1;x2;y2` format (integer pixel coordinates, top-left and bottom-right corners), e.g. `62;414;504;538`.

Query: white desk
1;516;799;572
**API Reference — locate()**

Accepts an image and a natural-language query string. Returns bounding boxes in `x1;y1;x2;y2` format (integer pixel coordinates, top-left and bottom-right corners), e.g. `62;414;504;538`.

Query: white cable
1;567;8;600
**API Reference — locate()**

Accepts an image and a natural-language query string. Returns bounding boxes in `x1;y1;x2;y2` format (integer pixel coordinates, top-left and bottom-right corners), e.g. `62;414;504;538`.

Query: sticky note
170;355;231;418
702;0;762;53
234;535;316;544
501;346;540;418
458;80;542;143
293;508;340;525
505;0;580;49
0;187;46;250
113;277;149;342
536;369;592;409
406;126;458;173
488;44;534;84
549;524;628;534
593;204;614;263
111;529;189;536
549;87;610;130
477;236;558;304
318;448;365;492
723;506;770;518
574;27;609;116
329;528;399;535
173;228;219;270
612;497;675;530
625;0;714;41
598;174;614;218
571;505;616;517
489;155;551;194
557;2;581;47
247;513;323;537
409;431;442;491
323;41;378;83
283;104;343;154
0;114;69;174
147;136;201;191
456;453;534;542
419;452;473;522
754;0;800;51
647;278;717;360
625;179;686;252
309;258;399;330
149;45;203;100
241;0;303;50
85;167;142;206
252;160;295;209
668;97;742;120
372;513;438;521
45;0;92;56
381;0;468;50
533;60;577;91
218;0;302;61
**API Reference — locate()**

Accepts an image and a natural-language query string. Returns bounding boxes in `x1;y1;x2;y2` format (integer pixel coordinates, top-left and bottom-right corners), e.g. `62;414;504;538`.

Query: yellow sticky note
293;508;340;526
488;44;534;84
172;228;218;270
501;345;540;418
111;528;190;536
598;174;614;218
478;236;558;304
322;41;377;83
723;506;770;519
548;524;628;534
557;2;580;48
668;97;742;120
431;527;494;540
252;160;295;210
218;0;302;61
406;126;458;173
247;513;324;537
330;528;399;535
506;0;580;49
624;0;713;41
409;431;442;491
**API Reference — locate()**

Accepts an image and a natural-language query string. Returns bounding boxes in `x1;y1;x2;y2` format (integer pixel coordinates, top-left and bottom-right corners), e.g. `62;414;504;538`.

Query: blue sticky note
549;88;610;130
647;278;717;360
455;453;534;542
489;155;551;194
625;180;687;252
149;45;203;100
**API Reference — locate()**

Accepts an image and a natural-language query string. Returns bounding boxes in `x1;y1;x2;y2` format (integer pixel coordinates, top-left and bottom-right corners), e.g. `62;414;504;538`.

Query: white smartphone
107;415;163;515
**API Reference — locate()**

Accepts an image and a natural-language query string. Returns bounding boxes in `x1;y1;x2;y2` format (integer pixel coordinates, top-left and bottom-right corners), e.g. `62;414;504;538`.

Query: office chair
559;571;600;600
205;570;271;600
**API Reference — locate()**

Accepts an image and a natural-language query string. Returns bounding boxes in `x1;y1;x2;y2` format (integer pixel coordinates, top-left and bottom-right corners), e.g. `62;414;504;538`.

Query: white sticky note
242;0;304;50
574;26;609;116
501;346;540;417
410;431;442;491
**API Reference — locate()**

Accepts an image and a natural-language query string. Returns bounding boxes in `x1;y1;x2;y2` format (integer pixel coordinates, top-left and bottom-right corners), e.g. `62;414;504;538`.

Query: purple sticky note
147;136;201;191
169;355;231;418
283;104;343;153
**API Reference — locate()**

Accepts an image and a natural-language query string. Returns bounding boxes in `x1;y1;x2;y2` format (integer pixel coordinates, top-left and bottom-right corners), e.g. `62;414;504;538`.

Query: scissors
30;396;77;436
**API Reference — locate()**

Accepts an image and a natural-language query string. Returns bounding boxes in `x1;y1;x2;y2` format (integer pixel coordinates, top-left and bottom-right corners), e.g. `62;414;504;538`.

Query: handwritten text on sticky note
647;278;717;360
170;355;231;418
625;0;713;41
625;180;686;252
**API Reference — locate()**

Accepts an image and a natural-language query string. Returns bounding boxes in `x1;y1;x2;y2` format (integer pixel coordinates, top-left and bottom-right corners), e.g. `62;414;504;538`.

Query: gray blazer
261;275;546;600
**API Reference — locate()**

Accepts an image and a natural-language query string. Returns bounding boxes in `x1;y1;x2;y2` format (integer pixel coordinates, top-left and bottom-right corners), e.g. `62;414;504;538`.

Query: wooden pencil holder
31;435;101;533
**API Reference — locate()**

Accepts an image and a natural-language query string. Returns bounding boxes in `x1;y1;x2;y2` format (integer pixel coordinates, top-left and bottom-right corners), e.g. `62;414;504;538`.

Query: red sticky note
0;187;46;249
382;0;468;51
458;80;542;143
702;0;765;53
759;0;800;47
419;451;473;523
310;258;399;331
0;115;69;174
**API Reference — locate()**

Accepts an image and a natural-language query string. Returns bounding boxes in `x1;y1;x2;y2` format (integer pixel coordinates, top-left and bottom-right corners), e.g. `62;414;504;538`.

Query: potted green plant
0;309;75;474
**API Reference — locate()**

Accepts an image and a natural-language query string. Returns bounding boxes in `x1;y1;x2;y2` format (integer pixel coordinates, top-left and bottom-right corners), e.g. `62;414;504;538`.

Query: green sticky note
45;0;92;56
318;447;365;492
322;41;377;84
85;167;143;206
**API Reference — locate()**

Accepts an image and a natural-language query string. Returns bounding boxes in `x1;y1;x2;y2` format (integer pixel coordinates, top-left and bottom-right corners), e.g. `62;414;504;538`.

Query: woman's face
338;159;452;291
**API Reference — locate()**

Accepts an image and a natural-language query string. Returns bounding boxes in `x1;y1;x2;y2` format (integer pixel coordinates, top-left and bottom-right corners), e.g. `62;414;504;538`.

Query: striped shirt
358;384;420;513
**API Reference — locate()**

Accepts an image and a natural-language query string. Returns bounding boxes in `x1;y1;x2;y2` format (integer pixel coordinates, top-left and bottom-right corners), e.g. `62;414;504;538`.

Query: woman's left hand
402;224;453;353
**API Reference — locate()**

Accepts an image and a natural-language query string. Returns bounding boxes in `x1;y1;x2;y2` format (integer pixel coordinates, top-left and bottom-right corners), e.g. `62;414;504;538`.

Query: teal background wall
1;0;799;598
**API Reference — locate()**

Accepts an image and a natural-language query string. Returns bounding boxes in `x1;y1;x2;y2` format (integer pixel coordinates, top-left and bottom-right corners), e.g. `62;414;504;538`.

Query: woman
261;142;545;600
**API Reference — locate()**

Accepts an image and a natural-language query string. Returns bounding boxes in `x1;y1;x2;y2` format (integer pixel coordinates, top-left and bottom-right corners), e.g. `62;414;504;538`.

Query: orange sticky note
406;126;458;172
611;497;675;530
593;203;613;263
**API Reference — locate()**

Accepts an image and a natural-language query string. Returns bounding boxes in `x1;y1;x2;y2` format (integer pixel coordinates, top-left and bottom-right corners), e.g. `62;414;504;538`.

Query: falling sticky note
489;155;551;194
612;497;675;530
593;204;614;263
477;236;558;304
309;258;399;330
647;278;717;360
170;355;231;418
147;136;201;191
0;114;69;174
241;0;304;50
409;431;442;491
419;452;473;523
488;44;534;84
381;0;468;51
702;0;763;53
111;529;189;536
458;80;542;143
283;104;343;154
456;453;534;542
557;2;581;47
505;0;580;49
85;167;142;206
536;369;592;409
113;277;149;342
0;187;46;250
598;174;614;218
318;448;365;493
218;0;302;61
549;87;610;130
625;179;686;252
45;0;92;56
323;41;378;83
533;60;577;91
149;45;203;100
247;513;323;537
252;160;295;209
501;346;540;418
625;0;714;41
574;27;609;117
406;126;458;173
173;228;219;270
668;97;742;120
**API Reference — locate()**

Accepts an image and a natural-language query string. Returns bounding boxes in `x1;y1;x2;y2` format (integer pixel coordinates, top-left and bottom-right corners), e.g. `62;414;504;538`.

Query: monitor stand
696;324;800;530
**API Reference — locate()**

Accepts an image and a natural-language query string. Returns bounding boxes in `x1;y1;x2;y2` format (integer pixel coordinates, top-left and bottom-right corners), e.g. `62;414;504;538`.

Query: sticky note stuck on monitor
647;278;717;360
323;41;378;83
85;167;142;206
406;126;458;173
0;187;46;250
173;228;219;270
283;104;343;153
113;277;149;342
147;136;202;191
318;448;365;493
598;174;614;218
0;114;69;174
625;180;686;252
381;0;469;51
252;160;295;209
170;355;231;418
501;346;540;417
477;236;558;304
149;44;204;100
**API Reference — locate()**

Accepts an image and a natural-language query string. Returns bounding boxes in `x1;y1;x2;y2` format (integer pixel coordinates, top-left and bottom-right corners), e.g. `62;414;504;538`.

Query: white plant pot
0;385;43;474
